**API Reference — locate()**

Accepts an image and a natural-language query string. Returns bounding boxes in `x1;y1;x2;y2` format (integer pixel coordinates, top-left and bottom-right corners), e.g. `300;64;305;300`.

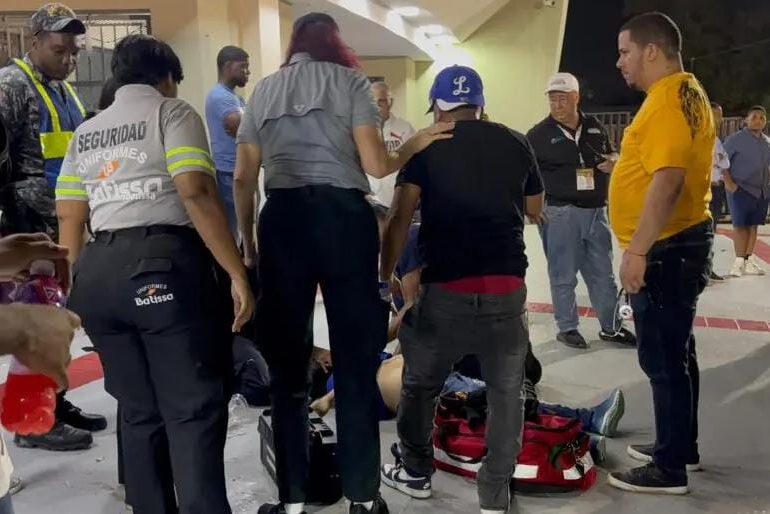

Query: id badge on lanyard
559;125;595;191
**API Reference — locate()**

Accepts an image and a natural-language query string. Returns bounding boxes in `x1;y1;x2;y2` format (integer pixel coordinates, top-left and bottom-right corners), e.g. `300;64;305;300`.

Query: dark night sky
559;0;644;111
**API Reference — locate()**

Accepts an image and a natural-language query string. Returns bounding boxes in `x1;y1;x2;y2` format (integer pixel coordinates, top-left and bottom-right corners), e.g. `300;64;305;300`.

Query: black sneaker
349;494;389;514
599;328;637;346
15;421;93;451
56;397;108;432
556;330;589;349
257;504;306;514
627;444;701;472
381;443;432;499
708;271;725;282
608;463;688;495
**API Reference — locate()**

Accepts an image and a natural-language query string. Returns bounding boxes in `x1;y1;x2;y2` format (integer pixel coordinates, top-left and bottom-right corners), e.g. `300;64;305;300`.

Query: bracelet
626;250;647;257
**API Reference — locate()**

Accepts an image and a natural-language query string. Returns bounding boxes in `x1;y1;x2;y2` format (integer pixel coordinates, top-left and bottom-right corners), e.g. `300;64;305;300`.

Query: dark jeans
709;182;725;232
69;227;233;514
630;221;712;474
397;285;529;511
256;186;384;503
0;493;14;514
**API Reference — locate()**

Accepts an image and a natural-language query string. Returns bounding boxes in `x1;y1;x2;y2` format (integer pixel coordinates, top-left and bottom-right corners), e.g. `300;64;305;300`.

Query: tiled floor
5;226;769;514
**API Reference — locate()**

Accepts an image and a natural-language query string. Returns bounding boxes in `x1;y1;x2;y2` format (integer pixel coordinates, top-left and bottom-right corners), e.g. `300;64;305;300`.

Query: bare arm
233;142;262;267
387;268;421;343
626;168;686;256
380;184;421;281
525;192;544;221
56;200;89;265
174;172;254;330
353;122;455;179
224;111;242;138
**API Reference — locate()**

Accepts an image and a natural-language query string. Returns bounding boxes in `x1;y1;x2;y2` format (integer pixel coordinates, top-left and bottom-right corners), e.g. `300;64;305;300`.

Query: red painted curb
717;228;770;264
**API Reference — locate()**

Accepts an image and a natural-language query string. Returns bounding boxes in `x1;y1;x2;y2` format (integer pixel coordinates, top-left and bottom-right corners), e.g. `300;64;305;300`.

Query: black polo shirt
396;120;543;284
526;113;613;208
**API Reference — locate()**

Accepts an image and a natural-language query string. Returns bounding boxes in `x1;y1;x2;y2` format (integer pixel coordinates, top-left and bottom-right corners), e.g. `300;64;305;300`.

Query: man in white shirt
709;101;730;281
369;82;416;207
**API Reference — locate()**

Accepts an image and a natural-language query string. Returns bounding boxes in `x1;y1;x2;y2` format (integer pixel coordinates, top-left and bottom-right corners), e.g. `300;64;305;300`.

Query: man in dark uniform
0;3;106;451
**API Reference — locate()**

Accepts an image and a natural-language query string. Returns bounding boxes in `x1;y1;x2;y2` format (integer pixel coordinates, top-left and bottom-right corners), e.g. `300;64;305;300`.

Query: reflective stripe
166;146;212;159
167;159;216;174
14;58;62;133
55;188;88;197
40;131;75;159
56;175;82;183
62;81;86;116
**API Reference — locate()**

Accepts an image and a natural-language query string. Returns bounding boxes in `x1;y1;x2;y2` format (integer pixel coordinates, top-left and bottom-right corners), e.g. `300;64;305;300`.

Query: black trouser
68;226;232;514
630;221;712;475
257;186;384;503
709;182;726;233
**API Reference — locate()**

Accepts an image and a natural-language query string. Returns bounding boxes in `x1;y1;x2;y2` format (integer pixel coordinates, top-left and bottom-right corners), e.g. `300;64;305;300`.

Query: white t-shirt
0;435;13;497
711;137;730;183
368;115;416;207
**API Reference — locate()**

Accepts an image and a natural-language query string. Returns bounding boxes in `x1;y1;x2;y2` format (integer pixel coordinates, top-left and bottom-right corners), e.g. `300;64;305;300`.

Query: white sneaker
728;258;745;277
745;256;767;275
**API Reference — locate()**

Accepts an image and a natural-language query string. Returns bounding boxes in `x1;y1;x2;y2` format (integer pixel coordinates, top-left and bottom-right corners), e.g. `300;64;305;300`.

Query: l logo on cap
453;76;470;96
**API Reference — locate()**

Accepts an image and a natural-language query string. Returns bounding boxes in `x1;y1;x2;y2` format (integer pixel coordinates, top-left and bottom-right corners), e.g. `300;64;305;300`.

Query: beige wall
3;0;290;113
362;0;570;132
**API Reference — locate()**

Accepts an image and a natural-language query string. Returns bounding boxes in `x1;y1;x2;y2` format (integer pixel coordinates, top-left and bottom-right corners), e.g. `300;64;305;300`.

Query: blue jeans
216;171;238;239
631;221;711;473
538;402;595;434
539;205;619;333
0;493;14;514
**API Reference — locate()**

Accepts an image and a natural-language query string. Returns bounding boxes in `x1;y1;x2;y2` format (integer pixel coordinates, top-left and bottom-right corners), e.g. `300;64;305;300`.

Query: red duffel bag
433;395;597;494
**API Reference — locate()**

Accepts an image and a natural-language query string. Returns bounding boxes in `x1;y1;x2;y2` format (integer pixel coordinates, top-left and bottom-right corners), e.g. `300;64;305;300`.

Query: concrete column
237;0;282;94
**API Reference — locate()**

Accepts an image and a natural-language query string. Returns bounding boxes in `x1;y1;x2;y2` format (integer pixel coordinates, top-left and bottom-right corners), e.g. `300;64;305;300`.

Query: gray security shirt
55;84;216;231
723;128;770;199
236;52;379;192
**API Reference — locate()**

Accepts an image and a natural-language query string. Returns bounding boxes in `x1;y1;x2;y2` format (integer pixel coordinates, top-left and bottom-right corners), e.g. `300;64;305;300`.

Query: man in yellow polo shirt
607;12;714;495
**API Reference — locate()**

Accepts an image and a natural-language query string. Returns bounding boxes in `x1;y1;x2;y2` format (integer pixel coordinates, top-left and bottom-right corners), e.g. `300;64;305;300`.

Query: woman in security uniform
56;35;254;514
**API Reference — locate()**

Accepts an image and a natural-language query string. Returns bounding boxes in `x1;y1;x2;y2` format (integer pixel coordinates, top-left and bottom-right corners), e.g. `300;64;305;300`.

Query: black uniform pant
257;186;384;503
68;226;232;514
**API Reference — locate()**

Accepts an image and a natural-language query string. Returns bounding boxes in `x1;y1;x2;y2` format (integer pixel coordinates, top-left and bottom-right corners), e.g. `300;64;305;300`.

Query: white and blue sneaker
381;443;432;499
591;388;625;437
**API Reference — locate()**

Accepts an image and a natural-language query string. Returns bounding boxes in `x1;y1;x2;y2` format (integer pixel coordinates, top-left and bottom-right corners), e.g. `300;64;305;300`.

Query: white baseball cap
545;72;579;94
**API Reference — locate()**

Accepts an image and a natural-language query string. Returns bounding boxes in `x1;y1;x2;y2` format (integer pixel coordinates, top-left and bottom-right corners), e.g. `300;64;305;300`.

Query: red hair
283;19;360;69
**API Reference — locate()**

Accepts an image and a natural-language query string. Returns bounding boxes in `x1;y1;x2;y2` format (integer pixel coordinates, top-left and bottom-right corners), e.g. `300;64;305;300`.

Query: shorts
327;352;393;421
727;188;769;227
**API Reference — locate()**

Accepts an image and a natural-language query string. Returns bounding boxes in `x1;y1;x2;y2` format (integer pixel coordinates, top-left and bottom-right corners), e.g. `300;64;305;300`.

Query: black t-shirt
526;114;613;208
397;120;543;284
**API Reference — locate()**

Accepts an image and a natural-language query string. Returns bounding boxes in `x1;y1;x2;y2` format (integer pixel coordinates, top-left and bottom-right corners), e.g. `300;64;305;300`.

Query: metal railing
0;11;151;112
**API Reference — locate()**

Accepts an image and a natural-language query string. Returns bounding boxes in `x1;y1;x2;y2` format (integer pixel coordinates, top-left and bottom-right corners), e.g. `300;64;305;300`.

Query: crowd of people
0;2;767;514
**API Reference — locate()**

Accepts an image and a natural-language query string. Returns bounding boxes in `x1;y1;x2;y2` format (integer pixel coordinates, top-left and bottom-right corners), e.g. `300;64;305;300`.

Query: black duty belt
92;224;197;243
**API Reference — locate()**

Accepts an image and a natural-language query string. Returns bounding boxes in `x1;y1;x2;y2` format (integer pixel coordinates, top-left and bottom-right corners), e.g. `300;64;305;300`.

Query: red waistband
438;275;525;294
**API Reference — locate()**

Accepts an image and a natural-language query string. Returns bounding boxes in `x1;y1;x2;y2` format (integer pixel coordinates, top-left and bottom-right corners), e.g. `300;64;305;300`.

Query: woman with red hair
233;12;451;514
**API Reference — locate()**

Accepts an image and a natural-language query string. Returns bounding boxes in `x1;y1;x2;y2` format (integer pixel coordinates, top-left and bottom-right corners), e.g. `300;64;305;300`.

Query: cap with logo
427;65;485;114
30;3;86;36
545;72;579;95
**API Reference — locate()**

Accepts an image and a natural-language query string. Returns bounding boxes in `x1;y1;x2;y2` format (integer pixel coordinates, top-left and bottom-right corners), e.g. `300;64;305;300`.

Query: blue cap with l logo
427;65;485;113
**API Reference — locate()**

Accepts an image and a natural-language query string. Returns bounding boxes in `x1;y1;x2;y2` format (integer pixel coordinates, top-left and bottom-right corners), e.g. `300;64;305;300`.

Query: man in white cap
369;81;416;207
527;72;635;349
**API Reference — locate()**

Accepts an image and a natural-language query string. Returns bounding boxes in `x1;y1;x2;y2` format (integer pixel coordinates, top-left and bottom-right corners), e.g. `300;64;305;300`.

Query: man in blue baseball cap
379;64;545;514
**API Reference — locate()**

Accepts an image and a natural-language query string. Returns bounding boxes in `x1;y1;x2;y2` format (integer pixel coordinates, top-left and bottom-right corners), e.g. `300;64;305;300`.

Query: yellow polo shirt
609;72;714;248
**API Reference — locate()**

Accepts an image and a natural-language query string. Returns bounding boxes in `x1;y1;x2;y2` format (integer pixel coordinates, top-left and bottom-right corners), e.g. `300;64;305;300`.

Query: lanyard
557;123;586;167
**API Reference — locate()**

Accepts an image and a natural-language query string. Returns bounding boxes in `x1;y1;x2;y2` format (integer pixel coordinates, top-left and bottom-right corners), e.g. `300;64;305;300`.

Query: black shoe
627;444;701;471
349;494;389;514
599;327;637;346
257;504;306;514
608;463;688;495
557;330;589;349
15;421;93;451
57;398;107;432
708;271;725;282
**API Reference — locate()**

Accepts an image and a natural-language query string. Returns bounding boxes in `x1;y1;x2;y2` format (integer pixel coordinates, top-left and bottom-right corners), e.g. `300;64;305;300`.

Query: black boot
15;421;93;451
56;395;107;432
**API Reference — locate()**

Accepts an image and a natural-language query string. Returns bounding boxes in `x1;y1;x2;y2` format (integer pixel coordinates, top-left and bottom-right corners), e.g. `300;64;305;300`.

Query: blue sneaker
381;443;432;499
591;389;625;437
589;434;606;463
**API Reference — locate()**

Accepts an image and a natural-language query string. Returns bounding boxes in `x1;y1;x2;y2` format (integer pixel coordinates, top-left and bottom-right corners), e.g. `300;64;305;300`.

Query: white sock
284;503;305;514
480;510;505;514
352;501;374;511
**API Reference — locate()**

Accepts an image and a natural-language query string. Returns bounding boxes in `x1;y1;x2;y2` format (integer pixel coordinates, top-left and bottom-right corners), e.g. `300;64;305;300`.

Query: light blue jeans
0;493;14;514
538;205;618;333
